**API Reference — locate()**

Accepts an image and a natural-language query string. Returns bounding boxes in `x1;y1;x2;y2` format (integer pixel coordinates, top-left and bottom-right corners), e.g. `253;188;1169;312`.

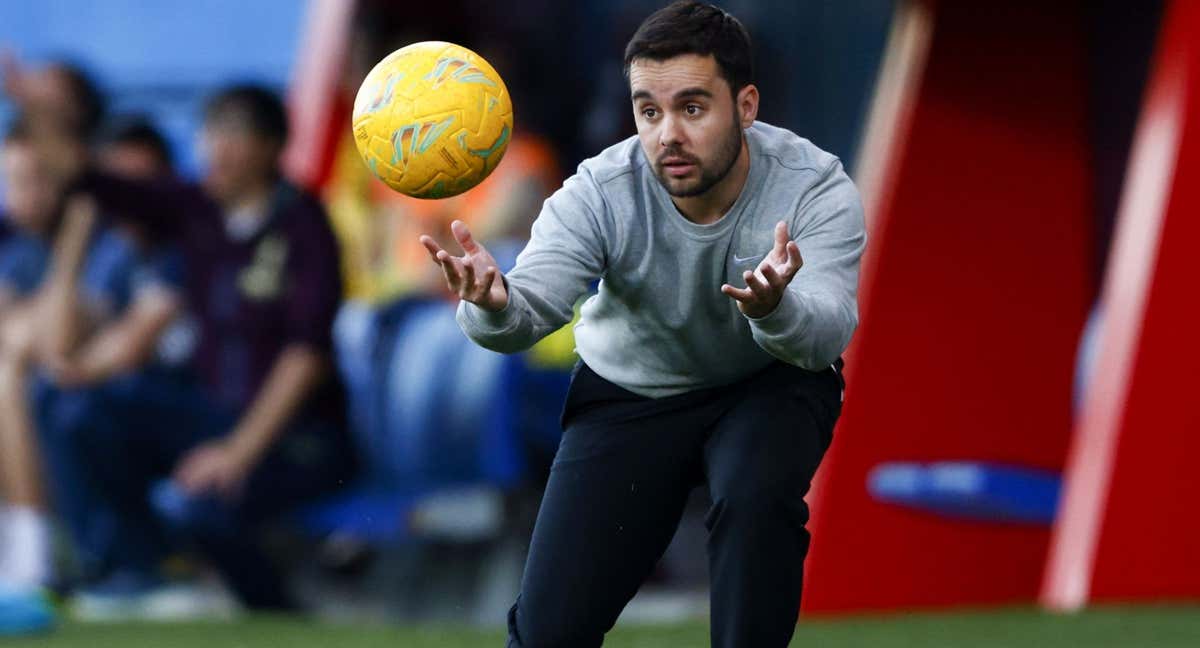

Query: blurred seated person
52;85;356;612
0;117;64;592
0;114;179;591
0;52;116;634
40;117;186;588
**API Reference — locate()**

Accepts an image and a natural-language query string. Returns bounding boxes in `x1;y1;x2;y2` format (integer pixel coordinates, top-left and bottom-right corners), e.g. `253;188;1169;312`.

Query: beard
653;115;744;198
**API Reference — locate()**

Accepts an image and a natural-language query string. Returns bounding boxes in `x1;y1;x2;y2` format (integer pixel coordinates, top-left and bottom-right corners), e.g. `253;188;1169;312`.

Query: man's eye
686;104;702;115
642;108;658;119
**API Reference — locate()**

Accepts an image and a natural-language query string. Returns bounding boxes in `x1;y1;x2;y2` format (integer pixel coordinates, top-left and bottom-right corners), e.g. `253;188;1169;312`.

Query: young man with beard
422;1;865;646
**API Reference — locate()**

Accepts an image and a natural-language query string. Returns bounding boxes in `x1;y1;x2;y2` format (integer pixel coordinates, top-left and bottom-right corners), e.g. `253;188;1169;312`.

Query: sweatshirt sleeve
746;159;866;370
72;170;195;243
456;166;609;353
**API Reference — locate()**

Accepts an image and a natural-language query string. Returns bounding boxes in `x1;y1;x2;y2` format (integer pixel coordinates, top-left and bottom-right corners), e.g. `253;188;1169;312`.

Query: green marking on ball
467;124;510;161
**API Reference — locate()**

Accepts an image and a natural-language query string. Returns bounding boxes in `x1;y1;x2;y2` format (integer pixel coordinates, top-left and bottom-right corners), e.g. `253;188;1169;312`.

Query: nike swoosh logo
733;253;764;265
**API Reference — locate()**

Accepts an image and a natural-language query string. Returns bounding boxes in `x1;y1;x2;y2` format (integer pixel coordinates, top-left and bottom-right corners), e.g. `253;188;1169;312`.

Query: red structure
282;0;355;192
1043;0;1200;611
804;1;1095;613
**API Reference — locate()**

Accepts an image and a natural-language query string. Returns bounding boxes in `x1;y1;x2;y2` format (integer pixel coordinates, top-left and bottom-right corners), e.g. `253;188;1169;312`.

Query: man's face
98;143;168;180
629;54;747;198
1;141;58;231
200;114;278;203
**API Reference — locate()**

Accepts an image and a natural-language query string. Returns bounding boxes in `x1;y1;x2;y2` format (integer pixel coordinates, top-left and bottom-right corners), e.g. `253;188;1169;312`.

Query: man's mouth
660;157;697;178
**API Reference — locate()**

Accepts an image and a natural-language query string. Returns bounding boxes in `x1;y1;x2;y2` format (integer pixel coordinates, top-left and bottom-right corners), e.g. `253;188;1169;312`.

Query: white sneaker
72;573;238;623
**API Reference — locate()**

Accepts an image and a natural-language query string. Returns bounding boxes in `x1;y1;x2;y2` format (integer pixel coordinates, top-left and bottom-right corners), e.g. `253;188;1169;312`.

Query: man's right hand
419;220;509;312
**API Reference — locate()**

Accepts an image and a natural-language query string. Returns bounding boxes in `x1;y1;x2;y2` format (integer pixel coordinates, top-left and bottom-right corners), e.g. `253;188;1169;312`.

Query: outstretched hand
721;221;804;319
419;220;509;312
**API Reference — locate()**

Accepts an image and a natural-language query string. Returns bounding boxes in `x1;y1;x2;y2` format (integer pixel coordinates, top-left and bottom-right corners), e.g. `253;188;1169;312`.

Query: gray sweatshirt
457;121;866;398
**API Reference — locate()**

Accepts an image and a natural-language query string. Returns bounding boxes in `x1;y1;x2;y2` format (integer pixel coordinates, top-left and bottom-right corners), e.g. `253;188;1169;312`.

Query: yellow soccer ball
352;41;513;199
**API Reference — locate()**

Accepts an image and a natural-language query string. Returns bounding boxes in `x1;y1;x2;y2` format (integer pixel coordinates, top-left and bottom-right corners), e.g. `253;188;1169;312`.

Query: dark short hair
203;84;289;145
623;1;754;94
48;62;106;138
98;114;173;169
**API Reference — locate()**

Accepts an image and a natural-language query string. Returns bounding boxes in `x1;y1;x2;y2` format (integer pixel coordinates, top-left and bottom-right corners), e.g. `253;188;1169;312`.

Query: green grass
9;605;1199;647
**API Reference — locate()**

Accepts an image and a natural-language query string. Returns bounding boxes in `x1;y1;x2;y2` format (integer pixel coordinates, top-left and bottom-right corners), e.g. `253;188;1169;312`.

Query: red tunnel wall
804;1;1094;613
1045;0;1200;608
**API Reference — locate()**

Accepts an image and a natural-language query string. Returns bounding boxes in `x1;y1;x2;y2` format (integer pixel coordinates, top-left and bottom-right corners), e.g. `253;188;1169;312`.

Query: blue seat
867;461;1061;525
299;295;569;544
331;300;387;472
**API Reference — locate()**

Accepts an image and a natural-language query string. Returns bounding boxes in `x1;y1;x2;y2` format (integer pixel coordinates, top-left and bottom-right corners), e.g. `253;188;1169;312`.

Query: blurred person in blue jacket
32;117;188;593
0;116;171;536
0;118;62;596
0;115;154;634
0;53;107;636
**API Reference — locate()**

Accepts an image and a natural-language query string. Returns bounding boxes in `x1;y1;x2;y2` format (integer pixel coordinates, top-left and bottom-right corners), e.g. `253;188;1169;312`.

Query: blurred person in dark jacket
33;117;188;589
39;86;357;616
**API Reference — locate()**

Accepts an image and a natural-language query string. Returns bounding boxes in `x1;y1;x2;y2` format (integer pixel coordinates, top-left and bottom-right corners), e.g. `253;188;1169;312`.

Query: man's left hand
721;221;804;319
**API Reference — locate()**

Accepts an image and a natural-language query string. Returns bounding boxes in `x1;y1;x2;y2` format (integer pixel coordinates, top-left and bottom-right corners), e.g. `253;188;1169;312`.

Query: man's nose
659;114;685;149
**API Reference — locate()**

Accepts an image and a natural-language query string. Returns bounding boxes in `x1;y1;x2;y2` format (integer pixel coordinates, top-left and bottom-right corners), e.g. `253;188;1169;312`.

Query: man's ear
737;84;759;129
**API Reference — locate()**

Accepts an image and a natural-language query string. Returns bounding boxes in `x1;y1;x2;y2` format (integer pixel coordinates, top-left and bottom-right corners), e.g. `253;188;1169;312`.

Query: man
420;2;864;646
62;85;355;613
